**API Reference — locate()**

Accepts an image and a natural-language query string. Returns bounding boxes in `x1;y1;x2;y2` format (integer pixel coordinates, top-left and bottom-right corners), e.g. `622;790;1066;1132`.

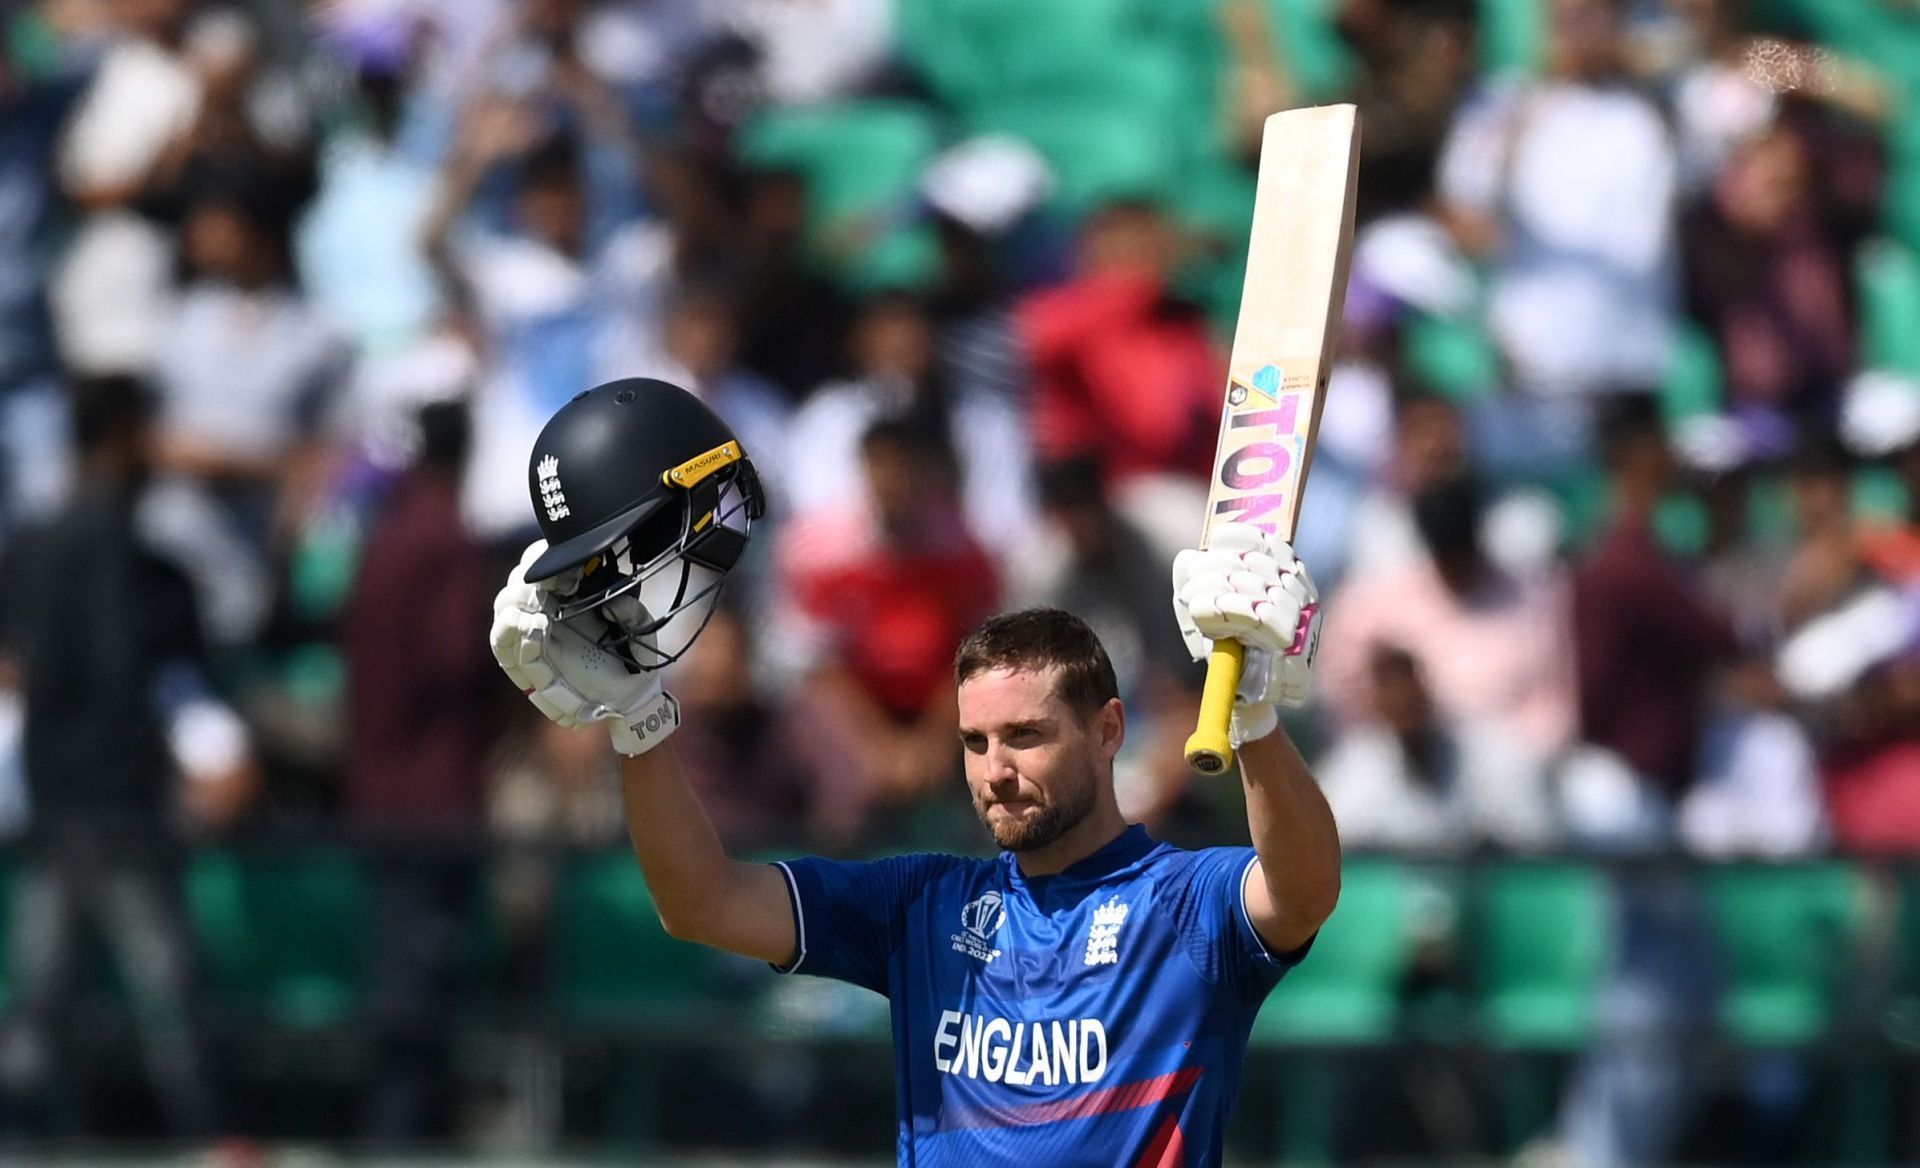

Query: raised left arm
1238;727;1341;955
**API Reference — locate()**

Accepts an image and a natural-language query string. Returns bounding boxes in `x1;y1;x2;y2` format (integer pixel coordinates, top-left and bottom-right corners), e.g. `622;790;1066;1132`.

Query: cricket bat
1184;104;1361;776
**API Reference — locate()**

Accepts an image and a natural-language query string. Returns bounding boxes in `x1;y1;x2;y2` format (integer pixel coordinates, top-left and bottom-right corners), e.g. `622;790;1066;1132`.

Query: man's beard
974;767;1097;853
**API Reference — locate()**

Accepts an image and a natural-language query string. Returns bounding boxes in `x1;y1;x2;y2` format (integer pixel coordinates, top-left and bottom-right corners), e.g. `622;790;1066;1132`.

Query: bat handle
1185;640;1245;775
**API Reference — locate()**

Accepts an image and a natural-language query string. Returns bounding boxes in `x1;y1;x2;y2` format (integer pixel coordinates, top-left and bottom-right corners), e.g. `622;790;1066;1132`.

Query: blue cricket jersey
773;824;1304;1167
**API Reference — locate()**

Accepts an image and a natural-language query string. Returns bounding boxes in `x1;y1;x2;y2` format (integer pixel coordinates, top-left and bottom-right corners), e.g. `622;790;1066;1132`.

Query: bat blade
1186;104;1361;776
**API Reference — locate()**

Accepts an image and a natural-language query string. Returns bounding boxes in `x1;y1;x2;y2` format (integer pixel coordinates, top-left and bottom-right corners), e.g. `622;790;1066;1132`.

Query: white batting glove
489;541;681;757
1171;522;1320;746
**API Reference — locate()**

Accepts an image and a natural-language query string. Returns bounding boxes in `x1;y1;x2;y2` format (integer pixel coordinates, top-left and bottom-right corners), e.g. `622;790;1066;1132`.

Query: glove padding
490;541;681;757
1171;522;1320;746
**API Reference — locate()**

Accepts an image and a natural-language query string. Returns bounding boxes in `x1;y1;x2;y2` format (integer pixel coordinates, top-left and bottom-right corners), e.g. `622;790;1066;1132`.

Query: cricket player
490;379;1339;1166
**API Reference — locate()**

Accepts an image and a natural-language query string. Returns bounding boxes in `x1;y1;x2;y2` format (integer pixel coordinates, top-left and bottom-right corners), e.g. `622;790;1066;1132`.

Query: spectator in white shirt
1437;0;1679;476
1680;655;1826;858
645;282;793;499
56;5;315;376
52;0;201;375
145;173;352;646
1317;645;1557;853
423;111;670;539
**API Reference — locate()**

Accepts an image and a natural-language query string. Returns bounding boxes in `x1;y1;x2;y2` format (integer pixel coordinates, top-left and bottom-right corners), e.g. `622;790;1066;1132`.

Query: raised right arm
615;745;797;966
489;543;797;965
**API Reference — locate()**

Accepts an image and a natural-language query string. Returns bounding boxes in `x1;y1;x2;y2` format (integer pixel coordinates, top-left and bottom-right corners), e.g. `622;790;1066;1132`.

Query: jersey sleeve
770;853;951;996
1165;847;1309;1007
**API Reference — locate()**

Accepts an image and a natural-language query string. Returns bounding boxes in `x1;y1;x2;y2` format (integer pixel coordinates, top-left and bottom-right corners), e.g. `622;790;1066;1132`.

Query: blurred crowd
1;0;1920;1157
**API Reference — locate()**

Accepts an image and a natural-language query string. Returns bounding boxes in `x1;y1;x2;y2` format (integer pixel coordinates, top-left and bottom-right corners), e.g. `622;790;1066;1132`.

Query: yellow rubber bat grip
1185;639;1245;775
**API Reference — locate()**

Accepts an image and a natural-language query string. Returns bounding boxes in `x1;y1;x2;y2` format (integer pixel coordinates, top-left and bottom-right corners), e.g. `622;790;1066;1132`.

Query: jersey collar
1004;823;1159;891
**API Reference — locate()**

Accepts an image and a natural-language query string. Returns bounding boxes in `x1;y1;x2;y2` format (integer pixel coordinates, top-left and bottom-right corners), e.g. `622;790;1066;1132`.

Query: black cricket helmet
524;377;766;670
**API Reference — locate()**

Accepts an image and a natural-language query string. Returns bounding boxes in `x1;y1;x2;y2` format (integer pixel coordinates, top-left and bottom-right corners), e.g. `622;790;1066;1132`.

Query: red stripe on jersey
963;1066;1203;1129
1133;1111;1188;1168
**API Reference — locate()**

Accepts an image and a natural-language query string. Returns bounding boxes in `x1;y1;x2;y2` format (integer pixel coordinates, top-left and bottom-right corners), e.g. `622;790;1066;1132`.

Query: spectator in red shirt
1573;395;1738;799
1017;201;1221;499
771;419;999;837
1824;727;1920;854
1778;588;1920;852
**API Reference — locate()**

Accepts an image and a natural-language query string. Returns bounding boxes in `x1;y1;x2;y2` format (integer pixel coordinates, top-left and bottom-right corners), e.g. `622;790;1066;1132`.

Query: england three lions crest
537;455;570;521
1084;897;1130;966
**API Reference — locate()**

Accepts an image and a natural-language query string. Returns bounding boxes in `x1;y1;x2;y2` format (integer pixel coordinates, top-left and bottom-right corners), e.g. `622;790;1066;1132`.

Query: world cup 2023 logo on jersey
953;891;1006;964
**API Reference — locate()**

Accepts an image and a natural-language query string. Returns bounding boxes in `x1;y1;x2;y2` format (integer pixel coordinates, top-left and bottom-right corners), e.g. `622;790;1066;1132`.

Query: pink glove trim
1287;603;1320;656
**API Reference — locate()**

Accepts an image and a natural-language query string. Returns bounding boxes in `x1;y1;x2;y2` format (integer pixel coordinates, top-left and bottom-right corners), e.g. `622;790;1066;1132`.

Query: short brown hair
954;608;1120;721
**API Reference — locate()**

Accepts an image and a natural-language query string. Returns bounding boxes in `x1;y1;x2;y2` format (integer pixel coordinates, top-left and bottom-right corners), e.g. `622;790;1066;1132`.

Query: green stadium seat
1857;238;1920;377
0;854;14;1015
965;98;1179;213
993;0;1137;91
552;851;733;1152
901;0;1216;129
1474;862;1610;1050
288;515;359;622
893;0;1001;105
5;9;62;78
458;875;513;1015
1885;869;1920;1047
1472;862;1611;1152
1268;0;1357;99
1747;473;1797;548
1545;467;1610;551
1251;860;1429;1165
736;101;943;289
1128;0;1240;128
549;850;717;1031
1253;859;1421;1046
1704;863;1867;1047
1854;466;1911;524
187;848;371;1029
1881;112;1920;254
1477;0;1544;76
1404;313;1500;402
1655;493;1709;558
1662;322;1724;422
1170;160;1258;243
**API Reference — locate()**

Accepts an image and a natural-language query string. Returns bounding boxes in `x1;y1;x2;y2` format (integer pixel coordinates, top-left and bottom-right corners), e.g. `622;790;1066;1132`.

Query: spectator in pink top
1316;473;1577;760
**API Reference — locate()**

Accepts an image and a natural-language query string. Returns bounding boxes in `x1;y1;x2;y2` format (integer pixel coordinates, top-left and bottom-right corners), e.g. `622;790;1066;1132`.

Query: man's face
665;301;736;381
854;304;934;382
1078;207;1179;278
1396;399;1465;492
1371;658;1433;737
957;667;1117;853
1790;468;1850;533
117;0;190;41
184;204;257;283
517;180;585;255
862;440;920;537
1548;0;1621;82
